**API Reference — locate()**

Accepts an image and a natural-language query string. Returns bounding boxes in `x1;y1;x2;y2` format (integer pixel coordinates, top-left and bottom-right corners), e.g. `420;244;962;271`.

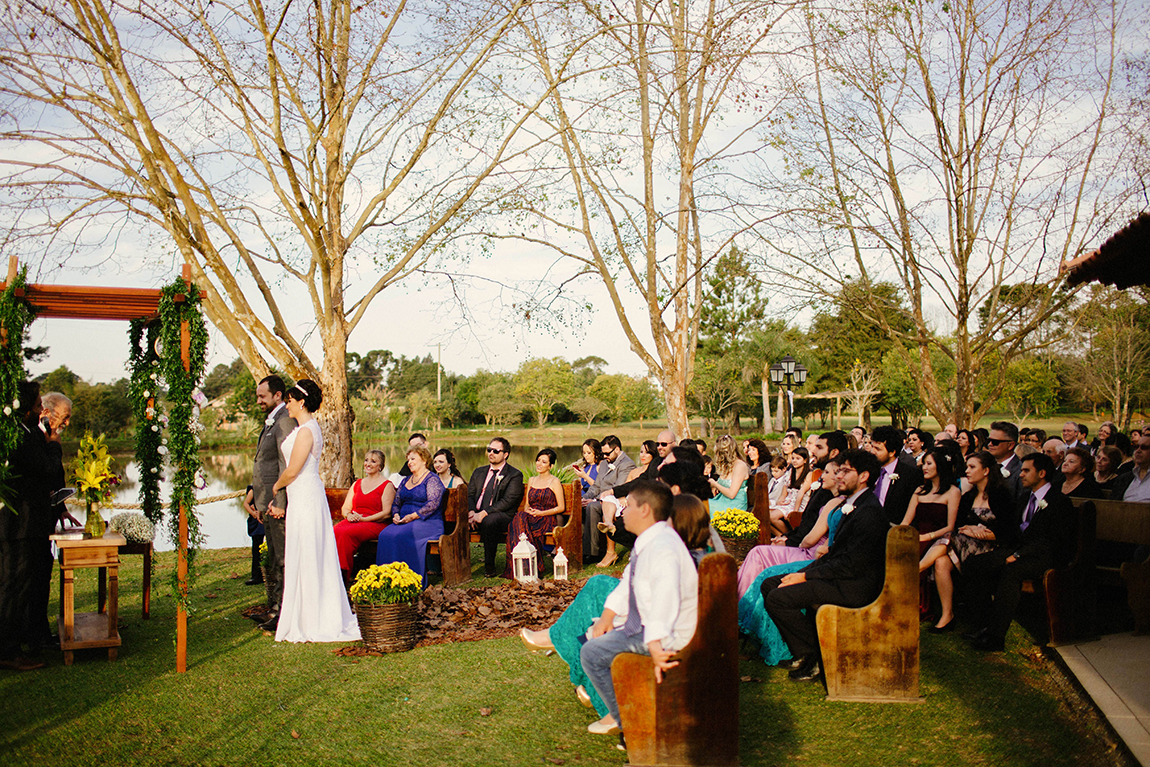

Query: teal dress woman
738;504;846;665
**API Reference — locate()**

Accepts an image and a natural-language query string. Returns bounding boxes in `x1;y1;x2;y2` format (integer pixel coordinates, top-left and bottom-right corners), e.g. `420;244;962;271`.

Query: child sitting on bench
579;480;698;736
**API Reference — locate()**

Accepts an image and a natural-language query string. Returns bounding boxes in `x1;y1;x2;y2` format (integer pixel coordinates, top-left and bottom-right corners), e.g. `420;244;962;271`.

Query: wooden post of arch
176;263;191;673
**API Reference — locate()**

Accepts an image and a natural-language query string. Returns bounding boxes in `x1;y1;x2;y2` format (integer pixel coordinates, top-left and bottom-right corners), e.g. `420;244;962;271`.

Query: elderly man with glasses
467;437;525;578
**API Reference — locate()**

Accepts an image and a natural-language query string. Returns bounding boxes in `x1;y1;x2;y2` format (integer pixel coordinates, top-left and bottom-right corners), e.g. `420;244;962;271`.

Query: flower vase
84;500;105;539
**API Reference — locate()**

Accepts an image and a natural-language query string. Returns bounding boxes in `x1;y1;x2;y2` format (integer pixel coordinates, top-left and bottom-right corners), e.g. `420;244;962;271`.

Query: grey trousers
263;513;286;612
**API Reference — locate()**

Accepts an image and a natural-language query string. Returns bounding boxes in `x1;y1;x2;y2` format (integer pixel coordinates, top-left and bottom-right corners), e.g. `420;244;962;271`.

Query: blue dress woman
375;447;445;586
738;501;847;665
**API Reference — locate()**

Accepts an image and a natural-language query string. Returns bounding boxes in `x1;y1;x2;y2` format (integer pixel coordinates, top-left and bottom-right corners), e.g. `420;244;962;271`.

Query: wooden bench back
1071;497;1150;546
612;553;739;766
815;525;922;703
751;471;772;544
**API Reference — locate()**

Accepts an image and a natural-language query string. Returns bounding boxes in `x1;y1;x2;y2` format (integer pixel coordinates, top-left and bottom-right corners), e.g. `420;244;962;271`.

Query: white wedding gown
276;419;361;643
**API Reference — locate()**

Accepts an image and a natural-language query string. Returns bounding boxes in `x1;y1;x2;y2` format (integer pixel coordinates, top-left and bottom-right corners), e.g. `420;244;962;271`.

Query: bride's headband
291;383;307;398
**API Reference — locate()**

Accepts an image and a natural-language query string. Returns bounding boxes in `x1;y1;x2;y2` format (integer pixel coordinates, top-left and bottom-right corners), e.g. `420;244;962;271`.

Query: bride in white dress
271;379;361;643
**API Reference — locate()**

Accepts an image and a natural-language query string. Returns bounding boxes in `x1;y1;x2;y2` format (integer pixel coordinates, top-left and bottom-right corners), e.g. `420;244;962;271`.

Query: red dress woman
332;450;396;582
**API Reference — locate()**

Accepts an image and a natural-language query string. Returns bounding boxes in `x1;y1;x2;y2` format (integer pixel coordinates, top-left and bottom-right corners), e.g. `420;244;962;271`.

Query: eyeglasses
656;442;672;447
1136;444;1150;451
985;438;1013;446
486;447;504;454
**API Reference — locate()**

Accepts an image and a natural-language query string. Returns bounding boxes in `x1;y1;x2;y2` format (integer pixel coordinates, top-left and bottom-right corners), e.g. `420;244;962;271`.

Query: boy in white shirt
579;480;699;736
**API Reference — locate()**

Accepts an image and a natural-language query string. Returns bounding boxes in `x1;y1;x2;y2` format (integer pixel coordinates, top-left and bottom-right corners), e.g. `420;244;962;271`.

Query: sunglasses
985;437;1013;446
656;441;672;447
486;447;504;454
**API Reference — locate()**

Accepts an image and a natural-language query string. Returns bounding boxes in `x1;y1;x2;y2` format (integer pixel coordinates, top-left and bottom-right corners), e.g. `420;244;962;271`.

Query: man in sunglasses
986;421;1024;503
467;437;525;578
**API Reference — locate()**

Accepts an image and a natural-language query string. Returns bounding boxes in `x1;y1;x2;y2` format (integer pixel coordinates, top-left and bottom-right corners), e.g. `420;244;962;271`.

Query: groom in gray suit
243;375;296;631
582;435;637;560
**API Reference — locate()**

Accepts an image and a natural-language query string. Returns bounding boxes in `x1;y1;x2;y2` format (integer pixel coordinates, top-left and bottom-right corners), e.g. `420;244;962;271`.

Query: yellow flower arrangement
72;432;120;504
258;540;269;570
711;509;760;542
349;562;422;606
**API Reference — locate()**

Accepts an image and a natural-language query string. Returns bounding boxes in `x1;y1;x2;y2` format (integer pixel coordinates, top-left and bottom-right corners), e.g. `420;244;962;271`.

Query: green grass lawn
0;547;1124;767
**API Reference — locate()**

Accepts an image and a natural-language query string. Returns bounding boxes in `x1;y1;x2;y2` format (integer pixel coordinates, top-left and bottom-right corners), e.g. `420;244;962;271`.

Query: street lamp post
769;354;808;432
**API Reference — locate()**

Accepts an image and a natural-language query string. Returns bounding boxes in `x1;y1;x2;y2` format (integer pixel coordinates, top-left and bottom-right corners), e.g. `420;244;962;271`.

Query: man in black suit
785;432;848;545
987;421;1024;503
467;437;525;578
243;375;296;631
762;449;890;682
867;425;922;525
964;452;1076;651
0;382;57;670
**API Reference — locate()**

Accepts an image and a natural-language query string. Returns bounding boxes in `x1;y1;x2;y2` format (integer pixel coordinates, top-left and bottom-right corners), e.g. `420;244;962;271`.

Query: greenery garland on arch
128;319;164;525
0;266;34;510
156;277;209;606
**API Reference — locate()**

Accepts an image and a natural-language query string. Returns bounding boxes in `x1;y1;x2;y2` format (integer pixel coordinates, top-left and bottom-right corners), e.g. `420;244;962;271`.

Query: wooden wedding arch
1;257;198;673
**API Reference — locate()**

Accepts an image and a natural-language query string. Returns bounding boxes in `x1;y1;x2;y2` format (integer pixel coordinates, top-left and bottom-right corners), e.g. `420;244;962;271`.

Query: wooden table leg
61;565;74;666
108;564;118;639
142;544;151;619
98;566;107;613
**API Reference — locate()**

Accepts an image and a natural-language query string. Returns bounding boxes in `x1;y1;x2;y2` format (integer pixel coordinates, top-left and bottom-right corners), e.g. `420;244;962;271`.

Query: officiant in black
0;381;61;670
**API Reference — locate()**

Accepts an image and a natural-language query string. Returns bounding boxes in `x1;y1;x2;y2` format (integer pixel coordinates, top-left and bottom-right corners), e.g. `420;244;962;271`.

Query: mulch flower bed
323;578;587;657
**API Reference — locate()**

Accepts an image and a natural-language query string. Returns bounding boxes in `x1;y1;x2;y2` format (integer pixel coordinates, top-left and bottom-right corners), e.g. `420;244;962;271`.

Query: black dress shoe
779;656;806;671
928;620;955;634
248;609;273;623
971;634;1005;652
790;660;823;682
257;613;279;632
245;576;265;586
962;627;987;641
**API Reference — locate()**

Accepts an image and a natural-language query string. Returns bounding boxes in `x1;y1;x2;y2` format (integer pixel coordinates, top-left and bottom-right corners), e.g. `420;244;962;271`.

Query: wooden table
50;531;125;665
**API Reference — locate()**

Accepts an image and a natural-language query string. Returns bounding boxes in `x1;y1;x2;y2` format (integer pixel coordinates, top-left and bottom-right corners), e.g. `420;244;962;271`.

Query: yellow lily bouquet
72;432;120;537
349;562;422;606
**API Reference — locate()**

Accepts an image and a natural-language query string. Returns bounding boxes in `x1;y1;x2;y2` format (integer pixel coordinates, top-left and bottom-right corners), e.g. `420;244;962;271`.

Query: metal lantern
769;362;784;385
511;533;539;583
793;363;808;385
552;546;569;581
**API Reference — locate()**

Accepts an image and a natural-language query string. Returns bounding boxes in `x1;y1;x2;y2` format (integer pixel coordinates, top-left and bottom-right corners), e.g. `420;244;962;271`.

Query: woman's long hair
789;447;811;489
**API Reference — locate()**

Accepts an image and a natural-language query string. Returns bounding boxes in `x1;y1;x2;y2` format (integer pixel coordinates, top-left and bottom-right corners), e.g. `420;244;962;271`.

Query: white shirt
603;520;698;651
265;402;286;426
1122;468;1150;503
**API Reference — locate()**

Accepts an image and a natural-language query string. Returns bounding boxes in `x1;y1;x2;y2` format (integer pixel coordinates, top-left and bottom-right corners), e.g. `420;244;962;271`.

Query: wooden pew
611;553;739;767
427;480;584;581
815;525;922;703
1070;498;1150;636
751;472;772;544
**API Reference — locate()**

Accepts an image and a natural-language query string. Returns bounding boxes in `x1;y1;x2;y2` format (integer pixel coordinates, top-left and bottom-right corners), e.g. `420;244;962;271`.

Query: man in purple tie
867;425;923;525
963;452;1076;651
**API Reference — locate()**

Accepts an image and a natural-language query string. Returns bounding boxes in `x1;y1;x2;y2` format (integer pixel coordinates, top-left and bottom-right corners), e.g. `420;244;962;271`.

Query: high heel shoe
520;627;554;651
596;553;618;568
597;522;616;535
576;685;593;708
928;619;955;634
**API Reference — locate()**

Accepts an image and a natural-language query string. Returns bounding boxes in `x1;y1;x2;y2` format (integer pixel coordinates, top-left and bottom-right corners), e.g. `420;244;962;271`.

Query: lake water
110;443;591;552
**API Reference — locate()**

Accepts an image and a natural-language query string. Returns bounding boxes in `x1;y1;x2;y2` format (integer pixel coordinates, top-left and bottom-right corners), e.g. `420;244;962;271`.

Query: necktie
479;468;499;511
1020;494;1037;532
877;467;889;505
622;548;643;637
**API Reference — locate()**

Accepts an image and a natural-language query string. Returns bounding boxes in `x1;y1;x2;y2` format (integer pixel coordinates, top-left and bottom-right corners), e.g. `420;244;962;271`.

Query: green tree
346;350;395;397
572;357;609;391
478;382;524;427
571;396;608;427
39;365;79;397
620;377;664;429
515;358;578;427
995;357;1060;423
201;358;246;401
70;379;133;437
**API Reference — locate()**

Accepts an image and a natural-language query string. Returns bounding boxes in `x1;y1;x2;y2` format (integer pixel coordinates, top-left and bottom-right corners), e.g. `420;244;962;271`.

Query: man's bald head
656;430;677;458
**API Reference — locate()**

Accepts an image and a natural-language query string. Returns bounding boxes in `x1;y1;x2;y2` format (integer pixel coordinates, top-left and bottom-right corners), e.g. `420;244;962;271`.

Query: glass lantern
511;533;539;583
552;547;568;581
